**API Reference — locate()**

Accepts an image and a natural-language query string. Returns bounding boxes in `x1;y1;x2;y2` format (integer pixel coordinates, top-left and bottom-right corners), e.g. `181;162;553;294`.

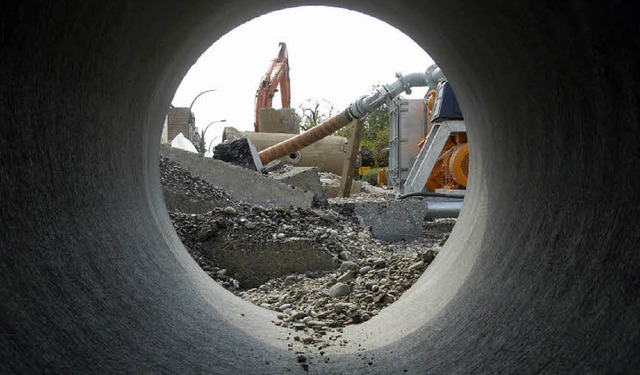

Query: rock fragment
336;270;356;283
408;261;426;272
223;206;237;215
329;283;351;298
339;261;359;273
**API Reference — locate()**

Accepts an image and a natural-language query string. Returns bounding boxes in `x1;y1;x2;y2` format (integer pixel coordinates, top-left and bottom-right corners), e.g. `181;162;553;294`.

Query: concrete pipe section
1;1;638;373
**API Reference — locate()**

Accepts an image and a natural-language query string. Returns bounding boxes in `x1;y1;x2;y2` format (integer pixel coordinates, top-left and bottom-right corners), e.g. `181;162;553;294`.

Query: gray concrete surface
354;199;429;241
160;146;315;208
1;1;639;374
271;166;328;205
209;239;337;288
162;190;223;214
258;108;301;134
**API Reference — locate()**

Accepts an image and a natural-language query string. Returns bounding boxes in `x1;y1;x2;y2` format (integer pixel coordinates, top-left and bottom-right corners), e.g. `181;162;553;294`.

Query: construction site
2;1;640;374
159;42;465;350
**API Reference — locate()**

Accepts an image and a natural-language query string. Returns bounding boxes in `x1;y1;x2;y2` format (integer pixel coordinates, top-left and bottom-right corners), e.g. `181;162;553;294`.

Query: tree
336;103;390;167
297;98;336;131
298;86;391;167
197;129;206;154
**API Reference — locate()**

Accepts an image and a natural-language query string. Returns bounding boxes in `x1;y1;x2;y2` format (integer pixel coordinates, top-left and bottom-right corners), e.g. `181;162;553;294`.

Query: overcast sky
171;6;434;149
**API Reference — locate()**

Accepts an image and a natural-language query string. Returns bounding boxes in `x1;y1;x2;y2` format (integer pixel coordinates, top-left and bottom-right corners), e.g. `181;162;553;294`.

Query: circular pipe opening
285;151;302;164
162;7;458;346
2;1;639;373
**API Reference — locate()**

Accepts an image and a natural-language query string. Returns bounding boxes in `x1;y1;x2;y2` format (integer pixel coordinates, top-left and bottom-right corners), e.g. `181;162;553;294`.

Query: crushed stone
160;156;455;339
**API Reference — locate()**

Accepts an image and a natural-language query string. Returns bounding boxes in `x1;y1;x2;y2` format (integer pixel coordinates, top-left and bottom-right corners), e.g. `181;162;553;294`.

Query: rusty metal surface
259;110;352;165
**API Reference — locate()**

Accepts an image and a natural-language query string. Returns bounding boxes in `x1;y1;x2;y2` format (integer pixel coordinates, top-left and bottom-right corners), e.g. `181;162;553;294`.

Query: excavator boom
254;42;291;132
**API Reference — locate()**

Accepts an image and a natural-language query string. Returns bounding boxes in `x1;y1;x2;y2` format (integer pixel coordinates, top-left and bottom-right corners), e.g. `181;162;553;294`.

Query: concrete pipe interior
2;1;639;373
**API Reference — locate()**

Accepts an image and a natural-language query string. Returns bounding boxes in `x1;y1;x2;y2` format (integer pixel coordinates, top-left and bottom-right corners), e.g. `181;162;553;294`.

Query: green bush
362;168;380;186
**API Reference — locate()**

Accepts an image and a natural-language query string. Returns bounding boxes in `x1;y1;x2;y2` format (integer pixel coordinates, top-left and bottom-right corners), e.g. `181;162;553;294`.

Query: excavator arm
254;42;291;132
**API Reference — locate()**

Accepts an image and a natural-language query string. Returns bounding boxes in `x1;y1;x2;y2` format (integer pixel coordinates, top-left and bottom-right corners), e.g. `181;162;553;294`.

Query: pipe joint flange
395;72;412;95
347;95;369;119
374;85;392;107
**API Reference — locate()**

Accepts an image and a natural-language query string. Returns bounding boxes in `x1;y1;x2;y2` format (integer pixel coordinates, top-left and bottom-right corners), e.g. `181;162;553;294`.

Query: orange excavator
254;42;291;132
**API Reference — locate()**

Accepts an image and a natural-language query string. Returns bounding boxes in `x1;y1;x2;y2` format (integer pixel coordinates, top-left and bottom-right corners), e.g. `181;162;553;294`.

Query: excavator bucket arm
254;42;291;132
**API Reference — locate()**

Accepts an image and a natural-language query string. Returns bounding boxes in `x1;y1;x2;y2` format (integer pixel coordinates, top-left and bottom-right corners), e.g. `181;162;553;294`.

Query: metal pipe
258;110;352;165
424;199;463;219
346;72;429;119
398;192;463;218
424;64;445;90
258;71;430;166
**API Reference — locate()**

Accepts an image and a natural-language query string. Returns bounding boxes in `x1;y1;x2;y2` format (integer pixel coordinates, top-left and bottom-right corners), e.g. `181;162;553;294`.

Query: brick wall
166;107;195;144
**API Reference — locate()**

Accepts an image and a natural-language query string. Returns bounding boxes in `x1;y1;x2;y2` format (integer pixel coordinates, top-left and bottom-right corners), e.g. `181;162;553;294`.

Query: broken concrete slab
353;199;429;242
208;238;338;288
162;191;222;214
212;138;263;171
271;166;328;206
323;180;362;198
160;146;314;208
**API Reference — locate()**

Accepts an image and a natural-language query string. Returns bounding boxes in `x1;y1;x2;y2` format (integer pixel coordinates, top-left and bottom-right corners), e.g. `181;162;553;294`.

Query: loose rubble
238;248;440;332
161;156;235;213
161;156;454;338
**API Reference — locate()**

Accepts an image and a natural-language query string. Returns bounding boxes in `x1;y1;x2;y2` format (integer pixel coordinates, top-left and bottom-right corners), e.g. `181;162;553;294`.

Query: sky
171;6;434;150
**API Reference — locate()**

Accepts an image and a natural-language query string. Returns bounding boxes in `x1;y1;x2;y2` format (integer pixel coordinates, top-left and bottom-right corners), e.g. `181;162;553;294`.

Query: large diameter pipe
258;110;352;166
258;71;429;166
230;130;348;175
5;1;640;374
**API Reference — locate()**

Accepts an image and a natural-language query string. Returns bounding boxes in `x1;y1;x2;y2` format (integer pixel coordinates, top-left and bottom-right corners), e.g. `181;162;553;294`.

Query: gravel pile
169;205;365;288
160;155;235;210
238;248;440;332
160;156;455;338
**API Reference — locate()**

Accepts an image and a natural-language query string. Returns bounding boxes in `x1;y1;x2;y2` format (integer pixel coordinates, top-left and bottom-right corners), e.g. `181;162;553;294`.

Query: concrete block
159;146;314;208
209;238;337;288
212;138;262;171
258;108;300;134
353;199;428;241
271;166;327;205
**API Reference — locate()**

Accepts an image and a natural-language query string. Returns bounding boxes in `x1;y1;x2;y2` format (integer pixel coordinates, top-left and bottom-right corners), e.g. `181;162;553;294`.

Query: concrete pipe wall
1;1;638;373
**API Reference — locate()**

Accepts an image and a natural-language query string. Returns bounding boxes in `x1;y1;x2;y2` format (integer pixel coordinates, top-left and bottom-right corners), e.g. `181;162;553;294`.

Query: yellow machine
424;133;469;191
420;88;469;191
